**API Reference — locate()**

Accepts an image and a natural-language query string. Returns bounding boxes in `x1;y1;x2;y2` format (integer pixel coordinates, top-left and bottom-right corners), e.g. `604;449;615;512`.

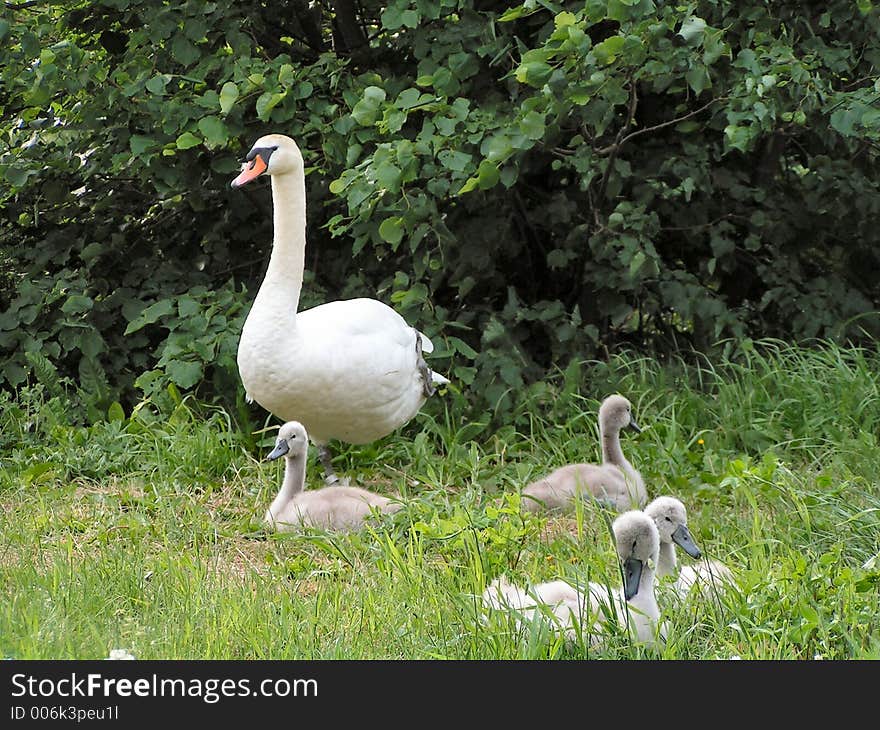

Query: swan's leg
414;328;435;398
317;444;350;486
317;444;339;485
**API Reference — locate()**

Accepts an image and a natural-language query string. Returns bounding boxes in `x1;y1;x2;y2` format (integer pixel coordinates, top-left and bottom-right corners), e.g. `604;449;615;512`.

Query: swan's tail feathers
413;327;450;396
417;331;434;354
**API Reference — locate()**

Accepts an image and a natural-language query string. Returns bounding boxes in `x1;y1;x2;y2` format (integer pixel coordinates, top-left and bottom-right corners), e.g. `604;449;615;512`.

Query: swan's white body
521;395;647;513
233;134;448;450
673;560;736;596
263;421;402;533
645;496;735;599
241;297;439;445
482;511;663;647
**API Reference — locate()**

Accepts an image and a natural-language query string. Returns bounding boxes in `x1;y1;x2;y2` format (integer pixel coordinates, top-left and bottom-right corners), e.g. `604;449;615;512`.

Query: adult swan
231;133;449;483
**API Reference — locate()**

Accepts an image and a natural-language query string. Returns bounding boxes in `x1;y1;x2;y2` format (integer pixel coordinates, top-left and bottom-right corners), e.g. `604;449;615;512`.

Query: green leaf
685;64;711;95
401;9;420;28
499;4;540;21
382;108;406;134
607;0;655;23
629;250;646;278
378;217;405;245
476;160;500;190
351;86;387;126
76;328;107;362
107;402;126;422
145;74;169;95
703;34;729;65
171;34;199;66
593;36;625;65
3;362;26;387
5;167;33;187
435;117;458;136
293;80;313;99
177;296;201;318
724;124;753;153
438;149;472;172
374;161;402;191
457;176;479;195
830;108;860;137
395;88;422;110
256;91;286;120
381;6;403;29
555;11;577;28
447;336;478;359
278;63;296;87
176;132;201;150
198;116;227;147
165;360;203;389
124;299;175;335
219;82;239;114
519;111;546;140
61;295;94;314
130;135;159;156
515;61;553;87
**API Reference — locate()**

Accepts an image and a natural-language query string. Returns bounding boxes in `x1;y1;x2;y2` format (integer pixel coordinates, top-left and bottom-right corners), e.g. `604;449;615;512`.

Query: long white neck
248;172;306;328
268;454;306;517
601;424;630;471
657;541;677;578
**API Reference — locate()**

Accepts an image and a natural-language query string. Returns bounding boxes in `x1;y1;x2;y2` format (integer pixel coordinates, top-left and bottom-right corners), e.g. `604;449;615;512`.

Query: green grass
1;338;879;659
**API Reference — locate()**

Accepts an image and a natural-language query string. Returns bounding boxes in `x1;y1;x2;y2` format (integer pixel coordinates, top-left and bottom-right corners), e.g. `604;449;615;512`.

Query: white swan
644;495;735;598
231;134;449;483
263;421;402;532
482;510;663;647
521;394;647;513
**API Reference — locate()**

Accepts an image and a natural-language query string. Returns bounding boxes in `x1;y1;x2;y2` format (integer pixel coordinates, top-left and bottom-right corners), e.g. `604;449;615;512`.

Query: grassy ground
1;339;878;659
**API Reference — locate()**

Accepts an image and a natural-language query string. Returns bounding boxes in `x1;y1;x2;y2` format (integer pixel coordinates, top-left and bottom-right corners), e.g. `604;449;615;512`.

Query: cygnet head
644;496;702;558
231;133;304;187
612;510;660;601
599;394;641;435
266;421;309;461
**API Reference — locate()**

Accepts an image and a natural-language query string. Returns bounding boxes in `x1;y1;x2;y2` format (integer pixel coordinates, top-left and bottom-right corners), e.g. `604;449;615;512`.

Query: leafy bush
2;0;879;423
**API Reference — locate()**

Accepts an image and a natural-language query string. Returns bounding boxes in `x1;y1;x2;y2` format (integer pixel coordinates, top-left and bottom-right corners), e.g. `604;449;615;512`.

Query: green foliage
2;344;879;658
1;1;879;424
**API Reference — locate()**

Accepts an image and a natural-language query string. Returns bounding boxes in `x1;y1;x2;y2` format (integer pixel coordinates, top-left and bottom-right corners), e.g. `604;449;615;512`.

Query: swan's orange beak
231;153;268;188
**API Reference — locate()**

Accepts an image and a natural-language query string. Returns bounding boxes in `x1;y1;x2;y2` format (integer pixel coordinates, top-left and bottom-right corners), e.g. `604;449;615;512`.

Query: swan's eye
666;516;672;522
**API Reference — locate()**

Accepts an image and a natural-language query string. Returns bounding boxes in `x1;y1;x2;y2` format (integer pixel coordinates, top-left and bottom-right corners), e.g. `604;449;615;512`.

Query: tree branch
291;0;326;52
659;212;750;232
329;0;367;53
595;76;638;206
595;95;728;157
